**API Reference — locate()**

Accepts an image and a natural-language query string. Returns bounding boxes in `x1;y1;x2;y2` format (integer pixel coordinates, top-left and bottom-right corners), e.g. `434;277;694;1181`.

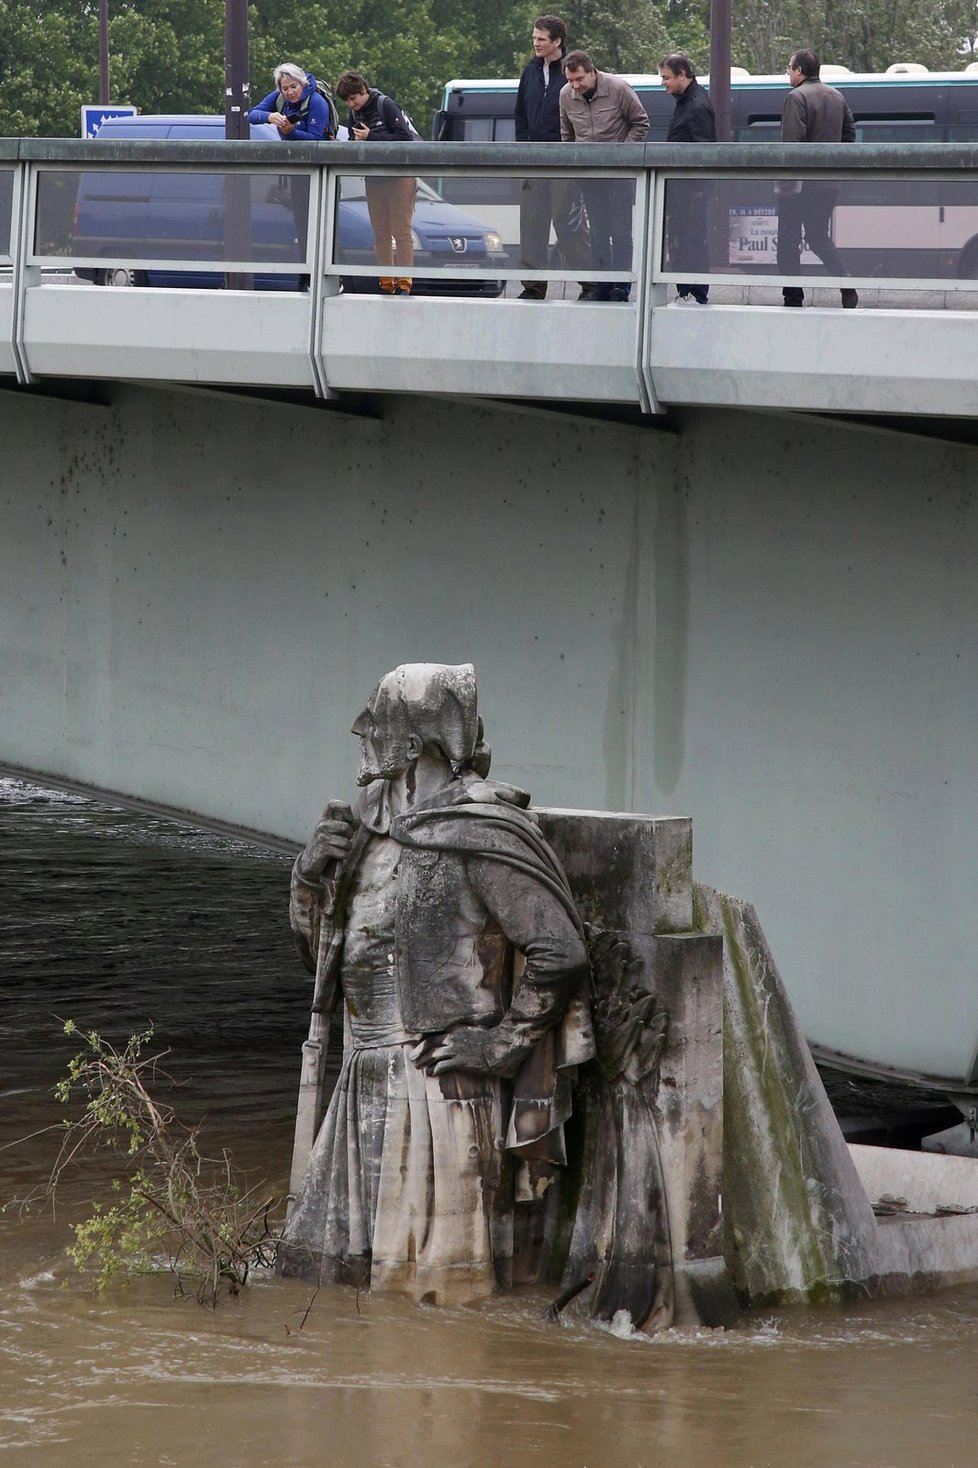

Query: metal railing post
310;161;338;400
10;162;39;386
636;166;665;415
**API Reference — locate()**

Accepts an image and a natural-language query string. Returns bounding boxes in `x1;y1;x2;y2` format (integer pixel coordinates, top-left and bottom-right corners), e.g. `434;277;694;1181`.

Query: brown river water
3;774;978;1468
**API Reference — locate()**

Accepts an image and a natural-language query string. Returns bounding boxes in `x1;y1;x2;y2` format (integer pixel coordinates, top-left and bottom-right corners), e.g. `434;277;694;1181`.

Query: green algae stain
719;893;839;1305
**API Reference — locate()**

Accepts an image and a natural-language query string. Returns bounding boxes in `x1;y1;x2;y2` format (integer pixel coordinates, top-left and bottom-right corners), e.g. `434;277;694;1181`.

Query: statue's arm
413;857;588;1077
290;801;358;975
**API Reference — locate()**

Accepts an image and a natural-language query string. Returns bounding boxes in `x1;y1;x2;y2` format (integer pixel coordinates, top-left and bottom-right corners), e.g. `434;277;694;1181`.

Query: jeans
581;179;635;300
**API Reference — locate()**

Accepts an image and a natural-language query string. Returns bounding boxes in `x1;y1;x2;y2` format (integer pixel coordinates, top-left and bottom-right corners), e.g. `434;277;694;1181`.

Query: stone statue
279;663;594;1304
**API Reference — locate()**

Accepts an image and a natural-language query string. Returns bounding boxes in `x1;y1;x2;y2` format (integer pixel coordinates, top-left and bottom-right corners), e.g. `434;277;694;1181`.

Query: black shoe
589;286;611;302
607;286;630;302
782;290;804;308
517;288;546;300
841;288;859;309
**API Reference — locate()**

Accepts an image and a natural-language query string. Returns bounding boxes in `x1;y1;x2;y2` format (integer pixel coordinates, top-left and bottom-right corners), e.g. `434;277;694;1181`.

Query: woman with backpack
249;63;335;140
336;71;416;295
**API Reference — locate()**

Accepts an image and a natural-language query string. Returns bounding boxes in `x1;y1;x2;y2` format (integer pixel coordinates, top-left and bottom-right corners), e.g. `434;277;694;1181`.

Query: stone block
537;809;692;935
537;811;728;1329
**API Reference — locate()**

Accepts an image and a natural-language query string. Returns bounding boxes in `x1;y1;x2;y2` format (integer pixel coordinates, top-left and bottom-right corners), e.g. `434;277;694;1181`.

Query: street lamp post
99;0;109;105
710;0;732;141
224;0;250;141
224;0;253;289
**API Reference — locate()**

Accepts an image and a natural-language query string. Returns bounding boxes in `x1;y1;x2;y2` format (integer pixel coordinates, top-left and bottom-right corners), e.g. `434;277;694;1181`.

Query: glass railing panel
662;175;978;283
0;170;14;260
33;168;313;276
329;171;644;290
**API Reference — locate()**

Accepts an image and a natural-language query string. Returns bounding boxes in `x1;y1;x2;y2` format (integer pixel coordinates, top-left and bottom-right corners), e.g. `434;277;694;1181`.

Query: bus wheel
98;267;146;287
957;241;978;280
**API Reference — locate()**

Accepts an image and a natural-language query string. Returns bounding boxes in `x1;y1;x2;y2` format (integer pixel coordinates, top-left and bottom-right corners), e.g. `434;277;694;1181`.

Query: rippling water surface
3;775;978;1467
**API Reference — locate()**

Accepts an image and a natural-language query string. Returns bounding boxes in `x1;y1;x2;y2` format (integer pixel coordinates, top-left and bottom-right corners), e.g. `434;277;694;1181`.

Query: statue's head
352;662;489;786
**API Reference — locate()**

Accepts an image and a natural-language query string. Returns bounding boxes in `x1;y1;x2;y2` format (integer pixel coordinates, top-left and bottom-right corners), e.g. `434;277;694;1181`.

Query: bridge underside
3;378;976;1083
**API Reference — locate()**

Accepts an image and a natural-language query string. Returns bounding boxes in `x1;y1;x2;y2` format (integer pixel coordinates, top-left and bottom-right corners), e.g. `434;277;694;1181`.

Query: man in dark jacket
659;54;716;304
514;16;591;299
777;49;858;308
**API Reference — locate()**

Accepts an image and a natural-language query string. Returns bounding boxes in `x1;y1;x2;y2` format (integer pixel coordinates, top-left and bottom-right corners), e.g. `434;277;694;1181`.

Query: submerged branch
22;1020;287;1306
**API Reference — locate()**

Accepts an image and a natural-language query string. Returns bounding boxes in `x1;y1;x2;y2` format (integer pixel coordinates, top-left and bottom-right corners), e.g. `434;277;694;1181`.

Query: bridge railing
2;140;978;399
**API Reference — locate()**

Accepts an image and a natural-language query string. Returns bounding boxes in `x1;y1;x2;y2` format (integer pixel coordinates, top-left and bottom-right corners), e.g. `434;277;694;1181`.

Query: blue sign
81;105;138;139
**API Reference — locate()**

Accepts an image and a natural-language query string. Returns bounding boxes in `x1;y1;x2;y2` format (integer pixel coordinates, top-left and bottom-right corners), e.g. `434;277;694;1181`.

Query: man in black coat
514;15;591;299
659;54;717;304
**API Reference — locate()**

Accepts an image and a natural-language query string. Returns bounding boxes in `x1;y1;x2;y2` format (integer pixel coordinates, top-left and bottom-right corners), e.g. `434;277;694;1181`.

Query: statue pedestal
536;811;734;1330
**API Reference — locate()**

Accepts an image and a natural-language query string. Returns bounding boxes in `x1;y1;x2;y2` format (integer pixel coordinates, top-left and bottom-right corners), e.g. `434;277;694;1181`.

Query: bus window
462;118;493;141
854;115;936;140
734;118;782;141
493;119;516;141
947;110;978;140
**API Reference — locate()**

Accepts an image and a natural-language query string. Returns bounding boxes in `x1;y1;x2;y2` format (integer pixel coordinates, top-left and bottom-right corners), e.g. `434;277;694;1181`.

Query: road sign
81;105;138;139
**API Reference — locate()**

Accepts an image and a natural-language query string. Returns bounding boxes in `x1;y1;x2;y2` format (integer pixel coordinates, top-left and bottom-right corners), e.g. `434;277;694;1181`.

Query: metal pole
709;0;732;141
224;0;252;290
98;0;109;105
224;0;250;141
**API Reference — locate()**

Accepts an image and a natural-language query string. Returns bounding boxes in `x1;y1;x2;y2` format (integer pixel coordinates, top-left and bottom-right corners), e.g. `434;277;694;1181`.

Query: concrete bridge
3;138;978;1085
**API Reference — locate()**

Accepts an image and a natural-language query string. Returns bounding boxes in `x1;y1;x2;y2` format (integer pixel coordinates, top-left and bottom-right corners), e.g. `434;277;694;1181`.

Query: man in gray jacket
560;51;650;301
777;48;858;308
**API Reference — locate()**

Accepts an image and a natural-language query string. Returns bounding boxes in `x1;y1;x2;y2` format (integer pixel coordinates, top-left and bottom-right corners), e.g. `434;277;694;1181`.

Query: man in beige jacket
560;51;649;300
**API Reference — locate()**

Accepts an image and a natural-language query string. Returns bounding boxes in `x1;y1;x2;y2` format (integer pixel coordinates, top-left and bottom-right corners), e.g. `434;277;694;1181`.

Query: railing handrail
7;136;978;171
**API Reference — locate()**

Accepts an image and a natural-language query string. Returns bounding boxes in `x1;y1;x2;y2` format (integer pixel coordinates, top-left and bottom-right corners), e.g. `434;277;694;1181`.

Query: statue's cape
358;774;595;1162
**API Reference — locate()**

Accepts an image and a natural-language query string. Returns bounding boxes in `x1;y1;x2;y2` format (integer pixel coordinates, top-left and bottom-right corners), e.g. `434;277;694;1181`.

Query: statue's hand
411;1026;502;1077
298;801;357;881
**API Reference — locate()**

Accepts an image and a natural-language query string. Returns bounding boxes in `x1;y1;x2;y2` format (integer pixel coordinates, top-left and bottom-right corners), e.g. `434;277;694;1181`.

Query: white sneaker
673;295;706;306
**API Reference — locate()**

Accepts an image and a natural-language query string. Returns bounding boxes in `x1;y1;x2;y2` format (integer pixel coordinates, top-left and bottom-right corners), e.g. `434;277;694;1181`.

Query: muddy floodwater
3;774;978;1468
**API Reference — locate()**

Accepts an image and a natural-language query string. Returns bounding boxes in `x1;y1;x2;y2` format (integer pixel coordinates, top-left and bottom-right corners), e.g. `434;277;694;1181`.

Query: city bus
432;67;978;278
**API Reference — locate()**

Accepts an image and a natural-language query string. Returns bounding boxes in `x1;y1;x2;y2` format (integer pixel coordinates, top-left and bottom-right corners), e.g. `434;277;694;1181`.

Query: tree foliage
9;0;978;140
33;1021;279;1305
730;0;976;74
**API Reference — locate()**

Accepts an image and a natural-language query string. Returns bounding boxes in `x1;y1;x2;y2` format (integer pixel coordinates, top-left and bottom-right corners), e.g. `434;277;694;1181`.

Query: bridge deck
5;139;978;417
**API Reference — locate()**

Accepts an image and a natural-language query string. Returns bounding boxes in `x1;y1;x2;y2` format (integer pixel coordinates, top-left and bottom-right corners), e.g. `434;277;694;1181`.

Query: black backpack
373;90;423;141
275;78;340;139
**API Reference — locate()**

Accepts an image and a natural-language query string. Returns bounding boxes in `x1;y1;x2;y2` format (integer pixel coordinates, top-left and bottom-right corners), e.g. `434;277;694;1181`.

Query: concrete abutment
3;381;977;1081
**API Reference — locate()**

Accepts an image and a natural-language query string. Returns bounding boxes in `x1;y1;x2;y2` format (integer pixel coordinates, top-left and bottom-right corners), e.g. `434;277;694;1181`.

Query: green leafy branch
39;1020;282;1306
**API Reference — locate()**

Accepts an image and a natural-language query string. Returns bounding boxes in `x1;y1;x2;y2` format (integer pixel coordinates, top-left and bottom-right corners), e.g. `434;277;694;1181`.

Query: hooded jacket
248;73;331;140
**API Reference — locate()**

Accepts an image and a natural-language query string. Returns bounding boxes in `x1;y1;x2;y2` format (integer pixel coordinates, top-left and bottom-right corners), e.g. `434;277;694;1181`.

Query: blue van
72;115;506;295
